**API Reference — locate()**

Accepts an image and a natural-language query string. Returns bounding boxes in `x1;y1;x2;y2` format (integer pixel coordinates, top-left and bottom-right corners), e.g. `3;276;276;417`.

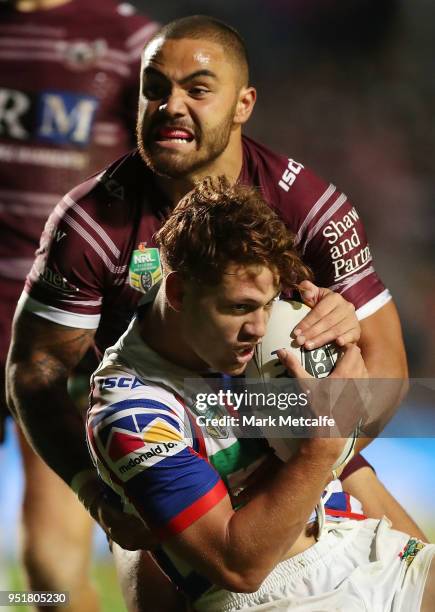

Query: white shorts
194;518;434;612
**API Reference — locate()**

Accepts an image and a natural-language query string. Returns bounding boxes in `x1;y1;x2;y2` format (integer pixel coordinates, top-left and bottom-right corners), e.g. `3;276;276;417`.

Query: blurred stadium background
1;0;434;609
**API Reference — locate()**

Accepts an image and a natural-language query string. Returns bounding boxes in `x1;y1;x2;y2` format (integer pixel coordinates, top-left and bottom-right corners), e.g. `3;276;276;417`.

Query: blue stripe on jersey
124;447;220;527
97;414;138;448
89;398;178;427
134;411;180;433
325;492;348;512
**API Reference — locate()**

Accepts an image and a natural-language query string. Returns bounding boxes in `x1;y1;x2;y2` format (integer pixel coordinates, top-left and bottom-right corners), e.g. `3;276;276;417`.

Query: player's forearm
224;444;332;580
6;310;96;485
359;300;408;380
7;359;94;484
358;301;409;436
173;440;340;592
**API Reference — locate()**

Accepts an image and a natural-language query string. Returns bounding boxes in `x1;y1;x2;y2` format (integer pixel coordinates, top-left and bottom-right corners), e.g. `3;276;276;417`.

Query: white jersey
87;291;367;605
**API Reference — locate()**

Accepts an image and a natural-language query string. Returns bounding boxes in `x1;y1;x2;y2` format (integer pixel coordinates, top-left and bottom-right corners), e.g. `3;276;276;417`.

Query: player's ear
234;86;256;125
165;271;184;311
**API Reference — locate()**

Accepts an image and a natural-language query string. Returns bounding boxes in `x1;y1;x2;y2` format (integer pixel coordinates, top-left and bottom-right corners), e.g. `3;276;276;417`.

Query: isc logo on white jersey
278;159;304;192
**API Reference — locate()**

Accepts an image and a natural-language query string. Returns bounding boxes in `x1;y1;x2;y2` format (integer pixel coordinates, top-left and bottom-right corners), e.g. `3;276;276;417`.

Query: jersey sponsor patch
322;207;373;281
0;87;99;146
94;409;184;481
128;244;162;293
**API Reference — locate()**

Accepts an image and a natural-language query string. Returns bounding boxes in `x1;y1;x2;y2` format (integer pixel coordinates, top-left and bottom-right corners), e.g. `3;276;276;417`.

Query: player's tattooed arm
6;308;95;485
6;309;156;550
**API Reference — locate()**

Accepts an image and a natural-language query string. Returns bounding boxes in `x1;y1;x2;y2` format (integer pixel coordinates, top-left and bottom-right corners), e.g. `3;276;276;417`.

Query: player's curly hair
155;176;312;291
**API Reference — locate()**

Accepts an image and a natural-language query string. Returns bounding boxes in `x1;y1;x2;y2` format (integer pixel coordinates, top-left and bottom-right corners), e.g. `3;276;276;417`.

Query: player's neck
155;135;244;206
139;290;208;373
14;0;71;12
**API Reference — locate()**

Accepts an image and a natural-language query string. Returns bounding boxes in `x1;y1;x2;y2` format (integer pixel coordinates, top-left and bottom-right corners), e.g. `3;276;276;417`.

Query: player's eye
232;304;250;313
189;86;210;97
142;80;170;101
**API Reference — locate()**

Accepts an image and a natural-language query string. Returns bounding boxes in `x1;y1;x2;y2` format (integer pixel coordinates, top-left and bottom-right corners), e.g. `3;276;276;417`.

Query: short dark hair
145;15;250;86
156;176;312;290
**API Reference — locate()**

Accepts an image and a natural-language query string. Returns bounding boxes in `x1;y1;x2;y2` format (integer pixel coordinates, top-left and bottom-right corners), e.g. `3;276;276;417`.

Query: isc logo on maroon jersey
278;159;304;192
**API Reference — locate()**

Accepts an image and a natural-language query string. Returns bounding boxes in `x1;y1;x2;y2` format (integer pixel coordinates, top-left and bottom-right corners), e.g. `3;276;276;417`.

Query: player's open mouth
153;126;195;147
234;345;256;363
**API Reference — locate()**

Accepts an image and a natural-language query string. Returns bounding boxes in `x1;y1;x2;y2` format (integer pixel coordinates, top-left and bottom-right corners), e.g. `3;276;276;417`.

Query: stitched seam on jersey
63;212;126;274
329;265;375;292
64;194;120;258
294;183;336;246
301;193;347;254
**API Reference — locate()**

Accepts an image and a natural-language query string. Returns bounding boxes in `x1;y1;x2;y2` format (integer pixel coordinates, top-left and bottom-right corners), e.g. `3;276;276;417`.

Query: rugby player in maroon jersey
0;0;158;609
7;15;420;612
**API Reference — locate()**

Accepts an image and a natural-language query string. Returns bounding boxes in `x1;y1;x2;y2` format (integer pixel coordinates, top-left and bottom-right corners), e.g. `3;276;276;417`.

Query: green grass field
6;562;126;612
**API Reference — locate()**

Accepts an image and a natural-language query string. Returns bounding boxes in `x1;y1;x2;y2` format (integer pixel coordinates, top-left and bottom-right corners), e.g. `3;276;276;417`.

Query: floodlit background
1;1;434;610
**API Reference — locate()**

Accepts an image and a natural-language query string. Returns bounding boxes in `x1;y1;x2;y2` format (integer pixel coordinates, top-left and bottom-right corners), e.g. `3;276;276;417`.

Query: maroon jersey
0;0;158;282
22;136;390;355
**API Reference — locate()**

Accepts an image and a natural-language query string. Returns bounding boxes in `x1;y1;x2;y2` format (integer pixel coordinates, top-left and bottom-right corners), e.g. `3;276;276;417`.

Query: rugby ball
245;299;356;473
246;299;339;381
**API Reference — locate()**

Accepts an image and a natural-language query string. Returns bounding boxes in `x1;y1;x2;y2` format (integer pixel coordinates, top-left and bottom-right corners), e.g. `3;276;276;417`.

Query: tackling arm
359;298;408;380
354;299;408;443
6;307;95;483
6;307;155;551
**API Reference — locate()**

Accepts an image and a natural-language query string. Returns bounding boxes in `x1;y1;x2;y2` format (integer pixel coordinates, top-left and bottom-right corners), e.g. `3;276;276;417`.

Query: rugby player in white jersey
88;177;435;611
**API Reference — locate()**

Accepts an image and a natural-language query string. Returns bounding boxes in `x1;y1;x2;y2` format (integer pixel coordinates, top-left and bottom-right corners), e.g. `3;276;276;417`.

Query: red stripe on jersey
325;508;367;521
156;479;227;540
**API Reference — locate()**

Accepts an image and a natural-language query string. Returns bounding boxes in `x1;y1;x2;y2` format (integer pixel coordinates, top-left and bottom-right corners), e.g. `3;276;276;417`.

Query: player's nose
158;87;187;116
242;311;268;341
